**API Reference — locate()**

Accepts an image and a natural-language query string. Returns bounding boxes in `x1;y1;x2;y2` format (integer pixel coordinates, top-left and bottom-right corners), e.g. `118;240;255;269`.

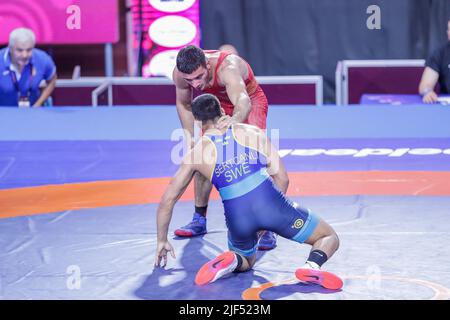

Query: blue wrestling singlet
205;125;320;257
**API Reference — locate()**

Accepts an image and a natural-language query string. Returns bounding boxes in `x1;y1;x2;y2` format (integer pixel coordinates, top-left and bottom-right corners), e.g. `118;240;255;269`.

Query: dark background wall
200;0;450;103
40;0;450;104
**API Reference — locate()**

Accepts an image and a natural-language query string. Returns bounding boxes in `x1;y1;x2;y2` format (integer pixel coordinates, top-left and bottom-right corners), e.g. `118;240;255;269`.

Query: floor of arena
1;106;449;300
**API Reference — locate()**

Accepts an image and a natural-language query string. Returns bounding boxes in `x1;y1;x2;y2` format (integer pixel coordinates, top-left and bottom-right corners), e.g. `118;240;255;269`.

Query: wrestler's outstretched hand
155;241;176;267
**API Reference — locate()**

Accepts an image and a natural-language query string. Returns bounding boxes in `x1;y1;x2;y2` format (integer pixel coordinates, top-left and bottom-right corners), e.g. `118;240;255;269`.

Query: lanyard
10;64;33;98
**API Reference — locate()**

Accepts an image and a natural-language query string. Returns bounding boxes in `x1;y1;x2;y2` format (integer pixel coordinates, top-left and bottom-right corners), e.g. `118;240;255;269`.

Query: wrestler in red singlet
202;50;268;129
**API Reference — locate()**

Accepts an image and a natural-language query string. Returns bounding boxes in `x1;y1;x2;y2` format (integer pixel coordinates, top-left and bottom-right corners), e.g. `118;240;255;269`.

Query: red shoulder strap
212;51;232;87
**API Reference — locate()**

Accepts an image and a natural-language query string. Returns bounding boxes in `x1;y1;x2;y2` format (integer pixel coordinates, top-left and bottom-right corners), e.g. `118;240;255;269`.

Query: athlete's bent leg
296;219;342;290
194;171;213;210
304;219;340;260
195;251;256;285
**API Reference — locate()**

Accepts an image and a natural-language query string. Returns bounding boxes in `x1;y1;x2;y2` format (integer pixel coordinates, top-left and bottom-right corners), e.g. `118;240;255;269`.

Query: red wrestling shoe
295;268;343;290
195;251;238;286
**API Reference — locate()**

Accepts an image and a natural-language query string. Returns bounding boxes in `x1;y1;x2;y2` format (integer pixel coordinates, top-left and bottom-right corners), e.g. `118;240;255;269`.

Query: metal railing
91;80;112;107
55;75;324;106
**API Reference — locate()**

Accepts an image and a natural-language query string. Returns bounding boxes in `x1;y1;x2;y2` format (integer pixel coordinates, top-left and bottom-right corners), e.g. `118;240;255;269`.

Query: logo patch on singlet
292;219;304;229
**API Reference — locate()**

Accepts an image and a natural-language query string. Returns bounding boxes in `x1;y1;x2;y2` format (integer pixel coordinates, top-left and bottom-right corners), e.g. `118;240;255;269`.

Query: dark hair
176;45;206;74
191;94;221;121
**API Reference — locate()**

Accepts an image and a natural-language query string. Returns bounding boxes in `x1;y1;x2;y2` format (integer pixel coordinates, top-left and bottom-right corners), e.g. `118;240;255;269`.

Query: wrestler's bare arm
220;63;252;123
173;68;195;143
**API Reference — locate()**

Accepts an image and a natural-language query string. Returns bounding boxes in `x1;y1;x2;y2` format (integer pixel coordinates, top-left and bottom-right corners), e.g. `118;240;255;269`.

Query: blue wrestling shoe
257;231;277;250
174;212;207;237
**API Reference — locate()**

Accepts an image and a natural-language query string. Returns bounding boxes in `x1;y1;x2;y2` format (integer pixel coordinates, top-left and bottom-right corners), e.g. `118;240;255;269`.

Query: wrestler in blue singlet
205;125;320;257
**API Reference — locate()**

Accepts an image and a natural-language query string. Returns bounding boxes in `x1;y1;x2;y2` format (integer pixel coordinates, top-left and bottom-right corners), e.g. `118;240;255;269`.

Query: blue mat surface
1;106;449;300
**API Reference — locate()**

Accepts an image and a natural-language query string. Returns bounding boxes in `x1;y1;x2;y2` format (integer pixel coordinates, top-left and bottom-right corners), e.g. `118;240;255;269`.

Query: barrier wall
51;76;323;106
335;60;427;105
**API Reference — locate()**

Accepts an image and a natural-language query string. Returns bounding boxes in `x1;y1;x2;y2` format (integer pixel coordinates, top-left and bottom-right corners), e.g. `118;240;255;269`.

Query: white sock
302;261;320;270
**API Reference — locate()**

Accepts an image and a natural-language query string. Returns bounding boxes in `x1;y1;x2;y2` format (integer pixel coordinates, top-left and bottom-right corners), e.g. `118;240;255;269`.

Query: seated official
418;19;450;103
0;27;57;107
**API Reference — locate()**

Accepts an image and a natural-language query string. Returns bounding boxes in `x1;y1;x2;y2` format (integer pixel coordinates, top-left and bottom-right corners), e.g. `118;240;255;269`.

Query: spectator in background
218;44;239;56
419;19;450;103
0;28;57;107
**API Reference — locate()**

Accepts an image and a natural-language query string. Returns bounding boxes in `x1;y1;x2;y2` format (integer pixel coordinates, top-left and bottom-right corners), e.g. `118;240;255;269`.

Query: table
360;94;450;105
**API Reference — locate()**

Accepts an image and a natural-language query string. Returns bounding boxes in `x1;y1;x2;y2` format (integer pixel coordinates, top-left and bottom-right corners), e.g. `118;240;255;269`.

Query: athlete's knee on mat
227;232;258;256
233;252;256;273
